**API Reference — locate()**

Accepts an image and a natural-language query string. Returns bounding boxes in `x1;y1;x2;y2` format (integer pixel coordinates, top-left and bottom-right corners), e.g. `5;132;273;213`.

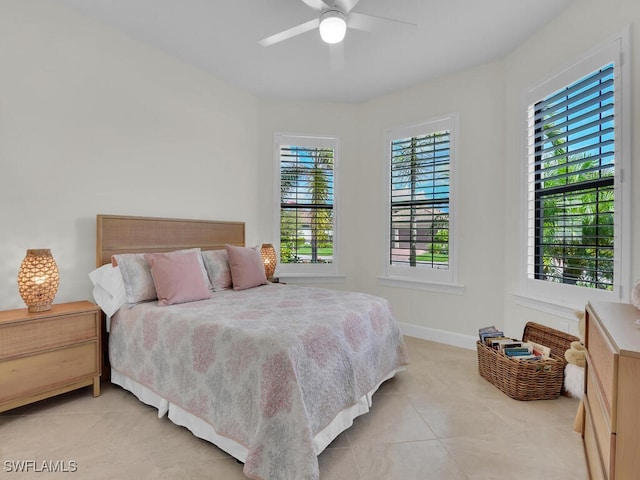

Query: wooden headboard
96;214;245;267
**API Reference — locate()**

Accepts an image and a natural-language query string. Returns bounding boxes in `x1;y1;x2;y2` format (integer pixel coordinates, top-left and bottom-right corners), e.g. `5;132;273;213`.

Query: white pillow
89;264;126;317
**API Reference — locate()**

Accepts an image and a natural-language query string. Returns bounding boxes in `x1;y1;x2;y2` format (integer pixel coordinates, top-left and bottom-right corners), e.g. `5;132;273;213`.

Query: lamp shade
17;249;59;312
260;244;277;280
319;10;347;44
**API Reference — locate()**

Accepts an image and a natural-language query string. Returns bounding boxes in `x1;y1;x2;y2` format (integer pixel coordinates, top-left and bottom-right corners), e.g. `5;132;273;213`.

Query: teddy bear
565;341;586;368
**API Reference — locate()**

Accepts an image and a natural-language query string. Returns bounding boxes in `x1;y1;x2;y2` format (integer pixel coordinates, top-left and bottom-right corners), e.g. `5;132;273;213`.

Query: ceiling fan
258;0;415;48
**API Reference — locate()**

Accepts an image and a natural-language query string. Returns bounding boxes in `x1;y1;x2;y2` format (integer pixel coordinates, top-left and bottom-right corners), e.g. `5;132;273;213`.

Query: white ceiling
55;0;575;104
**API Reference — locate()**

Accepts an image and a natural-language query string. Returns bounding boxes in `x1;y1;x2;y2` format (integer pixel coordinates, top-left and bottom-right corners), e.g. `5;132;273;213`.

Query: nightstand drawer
0;312;98;360
0;343;98;403
587;312;617;416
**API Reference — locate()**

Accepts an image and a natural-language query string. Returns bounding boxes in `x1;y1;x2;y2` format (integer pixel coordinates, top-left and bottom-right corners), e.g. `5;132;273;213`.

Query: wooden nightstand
0;301;101;413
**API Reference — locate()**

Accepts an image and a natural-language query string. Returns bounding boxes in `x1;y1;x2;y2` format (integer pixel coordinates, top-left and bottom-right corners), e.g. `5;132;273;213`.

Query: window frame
273;133;341;280
380;114;462;293
521;30;631;306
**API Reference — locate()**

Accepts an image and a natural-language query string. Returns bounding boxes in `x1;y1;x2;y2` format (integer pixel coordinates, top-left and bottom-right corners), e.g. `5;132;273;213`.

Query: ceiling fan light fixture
319;10;347;44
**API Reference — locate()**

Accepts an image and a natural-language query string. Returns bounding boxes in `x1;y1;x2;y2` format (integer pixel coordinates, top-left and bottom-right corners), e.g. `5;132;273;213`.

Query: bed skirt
111;366;403;461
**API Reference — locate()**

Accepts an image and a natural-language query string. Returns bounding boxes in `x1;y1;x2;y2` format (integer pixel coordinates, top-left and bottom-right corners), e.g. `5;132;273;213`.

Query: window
274;134;339;277
383;115;459;290
530;66;614;289
525;33;629;303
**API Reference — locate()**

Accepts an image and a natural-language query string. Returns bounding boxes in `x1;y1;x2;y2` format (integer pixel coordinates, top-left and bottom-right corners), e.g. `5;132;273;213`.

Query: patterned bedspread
109;284;409;480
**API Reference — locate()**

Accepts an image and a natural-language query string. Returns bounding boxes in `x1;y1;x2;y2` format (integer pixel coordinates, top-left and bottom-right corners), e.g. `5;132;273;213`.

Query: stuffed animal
564;310;586;366
565;341;586;368
564;311;586;400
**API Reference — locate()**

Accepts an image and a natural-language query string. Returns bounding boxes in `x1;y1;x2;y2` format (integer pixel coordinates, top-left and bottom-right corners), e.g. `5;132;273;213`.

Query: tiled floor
0;336;588;479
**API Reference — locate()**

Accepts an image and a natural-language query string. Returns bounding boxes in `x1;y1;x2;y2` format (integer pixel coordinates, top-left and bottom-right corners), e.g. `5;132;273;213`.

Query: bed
93;214;409;480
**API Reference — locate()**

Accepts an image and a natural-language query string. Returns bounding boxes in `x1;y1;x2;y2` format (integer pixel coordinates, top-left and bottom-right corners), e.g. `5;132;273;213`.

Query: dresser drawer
0;312;98;360
585;374;615;477
587;311;617;419
0;342;98;403
584;406;607;480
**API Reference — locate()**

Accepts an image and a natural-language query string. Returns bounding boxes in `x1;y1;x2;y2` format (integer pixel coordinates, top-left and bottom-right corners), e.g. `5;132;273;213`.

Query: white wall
0;0;259;309
503;0;640;338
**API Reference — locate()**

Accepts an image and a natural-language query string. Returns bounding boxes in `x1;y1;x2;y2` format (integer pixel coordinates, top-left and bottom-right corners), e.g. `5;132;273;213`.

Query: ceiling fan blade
299;0;326;11
259;18;320;47
347;11;417;32
334;0;361;14
329;42;344;71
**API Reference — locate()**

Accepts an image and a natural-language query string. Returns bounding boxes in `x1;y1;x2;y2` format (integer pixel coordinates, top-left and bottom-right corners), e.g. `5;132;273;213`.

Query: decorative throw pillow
112;253;157;305
144;250;212;306
225;244;268;291
201;249;233;291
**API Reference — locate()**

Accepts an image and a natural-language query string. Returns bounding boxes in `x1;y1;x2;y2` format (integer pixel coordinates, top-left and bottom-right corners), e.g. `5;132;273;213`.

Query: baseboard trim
399;322;477;351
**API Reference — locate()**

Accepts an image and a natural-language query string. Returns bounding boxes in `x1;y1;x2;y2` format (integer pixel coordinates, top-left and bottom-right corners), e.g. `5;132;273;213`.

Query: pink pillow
225;244;268;291
144;251;212;305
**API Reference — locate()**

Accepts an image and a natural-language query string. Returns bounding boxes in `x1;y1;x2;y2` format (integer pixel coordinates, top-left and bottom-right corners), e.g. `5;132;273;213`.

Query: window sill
277;274;346;285
377;276;464;295
512;293;582;320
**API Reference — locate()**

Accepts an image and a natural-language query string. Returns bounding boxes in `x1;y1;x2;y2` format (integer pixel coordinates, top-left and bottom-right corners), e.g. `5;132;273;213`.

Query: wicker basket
477;322;579;401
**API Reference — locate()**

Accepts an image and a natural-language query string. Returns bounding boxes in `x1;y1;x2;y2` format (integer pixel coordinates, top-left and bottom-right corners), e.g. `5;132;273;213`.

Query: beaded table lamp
17;249;60;312
260;244;277;280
